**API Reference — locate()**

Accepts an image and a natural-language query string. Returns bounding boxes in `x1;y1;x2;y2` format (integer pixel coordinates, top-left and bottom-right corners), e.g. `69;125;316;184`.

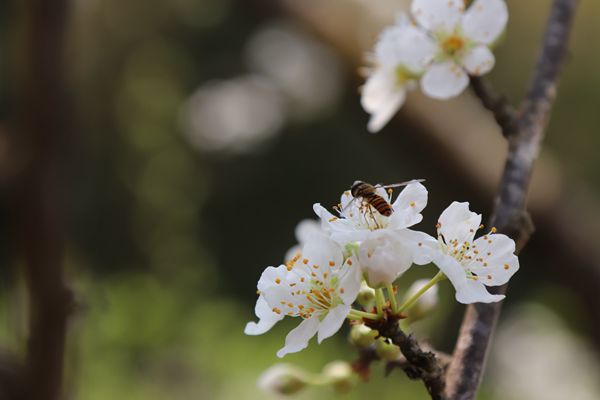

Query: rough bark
445;1;579;398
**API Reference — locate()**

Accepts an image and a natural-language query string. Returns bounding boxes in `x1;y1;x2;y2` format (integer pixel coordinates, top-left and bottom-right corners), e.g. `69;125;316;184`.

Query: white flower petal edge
389;181;428;228
433;253;504;303
247;236;361;357
361;68;407;133
461;45;495;76
438;201;481;246
277;317;320;358
427;202;519;304
245;295;285;335
421;61;469;100
317;304;351;343
461;0;509;45
411;0;464;34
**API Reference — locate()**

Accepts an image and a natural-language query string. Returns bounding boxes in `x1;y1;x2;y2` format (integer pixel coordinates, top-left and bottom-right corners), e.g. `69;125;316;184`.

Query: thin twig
11;1;74;399
445;1;579;399
469;76;518;137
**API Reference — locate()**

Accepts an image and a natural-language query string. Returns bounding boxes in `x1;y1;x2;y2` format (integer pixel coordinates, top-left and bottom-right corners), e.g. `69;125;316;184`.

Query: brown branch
445;1;579;399
10;0;74;399
469;76;518;137
374;317;448;400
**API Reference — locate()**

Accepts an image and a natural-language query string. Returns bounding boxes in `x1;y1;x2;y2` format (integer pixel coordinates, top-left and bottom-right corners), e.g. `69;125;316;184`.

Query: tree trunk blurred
10;1;74;399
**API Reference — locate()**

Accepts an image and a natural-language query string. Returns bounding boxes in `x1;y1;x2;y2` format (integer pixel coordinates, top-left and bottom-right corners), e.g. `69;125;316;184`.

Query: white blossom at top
245;237;361;357
361;14;438;133
419;201;519;304
411;0;508;99
314;181;431;286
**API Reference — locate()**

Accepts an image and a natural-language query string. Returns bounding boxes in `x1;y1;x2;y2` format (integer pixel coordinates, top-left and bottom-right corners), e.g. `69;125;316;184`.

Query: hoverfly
345;179;425;217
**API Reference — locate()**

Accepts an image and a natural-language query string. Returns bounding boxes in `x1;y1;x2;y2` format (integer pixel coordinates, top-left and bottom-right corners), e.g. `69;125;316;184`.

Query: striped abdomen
364;192;393;216
351;181;393;217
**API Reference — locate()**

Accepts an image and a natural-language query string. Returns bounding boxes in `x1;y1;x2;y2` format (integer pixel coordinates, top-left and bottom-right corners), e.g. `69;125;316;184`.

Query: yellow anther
275;278;281;284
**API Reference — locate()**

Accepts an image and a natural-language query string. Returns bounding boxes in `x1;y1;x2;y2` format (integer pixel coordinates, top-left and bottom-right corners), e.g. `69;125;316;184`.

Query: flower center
395;65;413;87
437;234;471;264
441;35;465;57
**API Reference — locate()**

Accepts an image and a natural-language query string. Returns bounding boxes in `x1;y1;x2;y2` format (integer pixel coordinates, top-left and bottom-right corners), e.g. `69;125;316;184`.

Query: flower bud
374;337;401;361
356;281;376;307
349;324;378;348
258;364;307;395
322;361;354;394
403;279;439;321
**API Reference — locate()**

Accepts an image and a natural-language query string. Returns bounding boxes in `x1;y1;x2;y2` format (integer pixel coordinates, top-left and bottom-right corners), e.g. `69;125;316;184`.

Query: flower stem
348;309;380;320
398;271;446;313
375;288;385;316
386;284;398;313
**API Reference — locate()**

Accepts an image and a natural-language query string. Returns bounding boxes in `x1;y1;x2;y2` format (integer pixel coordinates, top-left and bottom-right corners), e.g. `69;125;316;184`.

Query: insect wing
376;179;425;189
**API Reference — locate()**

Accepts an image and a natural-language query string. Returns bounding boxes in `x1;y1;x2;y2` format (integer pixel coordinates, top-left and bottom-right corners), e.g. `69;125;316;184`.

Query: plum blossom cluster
245;181;519;358
362;0;509;132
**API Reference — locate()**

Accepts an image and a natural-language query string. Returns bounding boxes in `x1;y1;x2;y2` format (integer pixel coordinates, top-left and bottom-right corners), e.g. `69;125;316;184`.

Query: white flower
245;237;361;357
361;14;438;132
313;181;431;285
411;0;508;99
420;201;519;304
314;181;428;243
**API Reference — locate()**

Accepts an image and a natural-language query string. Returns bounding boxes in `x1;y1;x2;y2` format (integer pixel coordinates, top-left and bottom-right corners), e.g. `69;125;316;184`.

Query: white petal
389;181;428;229
358;234;413;287
374;23;438;71
338;255;362;304
295;219;325;245
438;201;480;246
461;0;508;45
421;61;469;100
317;304;351;343
313;203;356;238
258;266;297;307
461;45;495;76
302;236;343;271
466;234;519;286
394;229;438;265
244;295;284;335
277;317;320;358
411;0;464;34
433;253;503;303
455;279;505;304
361;68;407;133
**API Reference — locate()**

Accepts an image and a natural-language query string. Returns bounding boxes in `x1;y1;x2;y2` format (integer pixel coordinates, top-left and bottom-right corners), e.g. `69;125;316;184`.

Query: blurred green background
0;0;599;399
